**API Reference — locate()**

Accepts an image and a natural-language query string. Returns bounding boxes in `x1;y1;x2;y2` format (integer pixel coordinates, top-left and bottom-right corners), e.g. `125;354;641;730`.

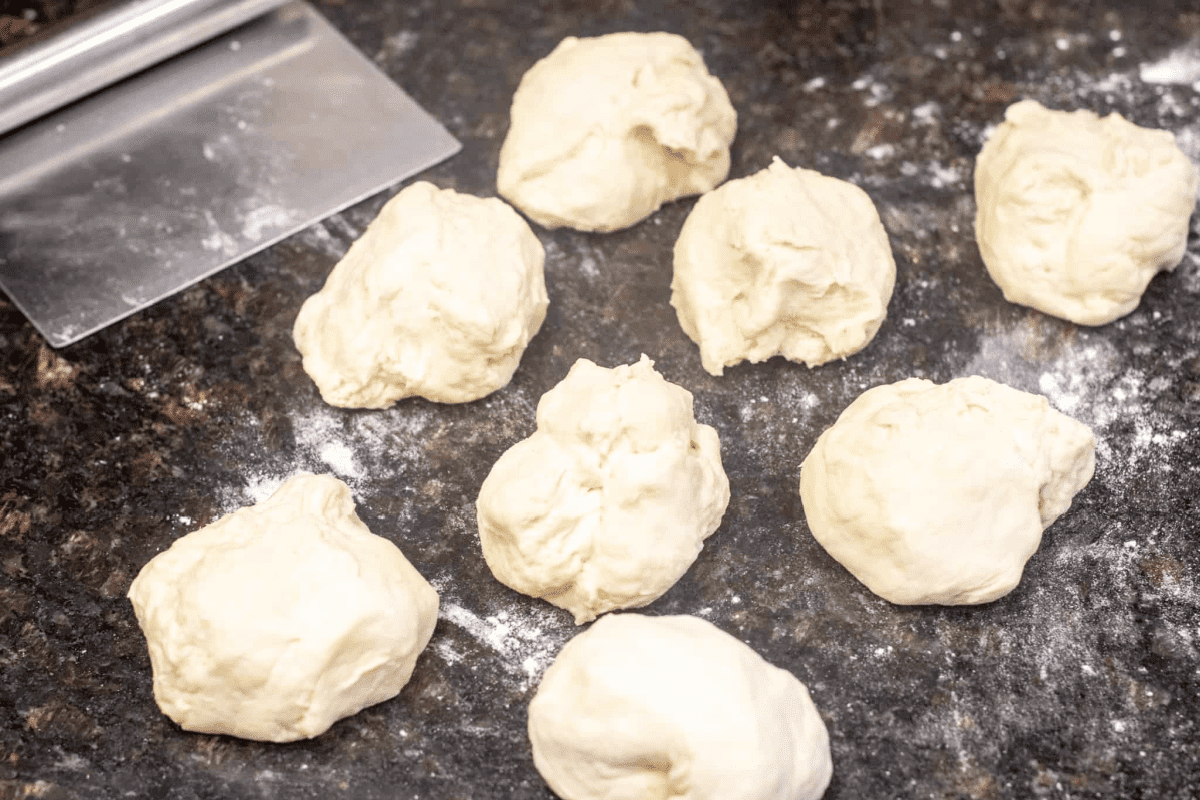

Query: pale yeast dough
476;356;729;623
293;182;547;407
127;474;438;742
528;614;833;800
799;376;1095;605
498;32;737;232
671;156;896;375
975;99;1198;326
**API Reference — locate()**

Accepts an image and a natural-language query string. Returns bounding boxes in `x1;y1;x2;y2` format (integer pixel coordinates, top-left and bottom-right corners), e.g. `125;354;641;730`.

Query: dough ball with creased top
476;355;730;624
671;156;896;375
975;99;1198;326
293;181;547;407
498;32;737;232
127;473;438;742
528;613;833;800
799;376;1095;605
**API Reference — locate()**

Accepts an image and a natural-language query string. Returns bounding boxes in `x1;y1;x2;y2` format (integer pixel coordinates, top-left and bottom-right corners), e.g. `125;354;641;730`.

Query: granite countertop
2;0;1199;797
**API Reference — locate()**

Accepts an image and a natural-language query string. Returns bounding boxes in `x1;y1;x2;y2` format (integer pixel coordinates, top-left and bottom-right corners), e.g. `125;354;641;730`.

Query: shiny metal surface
0;1;461;347
0;0;290;136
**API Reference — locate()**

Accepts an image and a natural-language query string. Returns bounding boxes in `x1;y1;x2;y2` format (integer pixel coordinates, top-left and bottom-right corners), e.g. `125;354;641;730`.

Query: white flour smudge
912;101;939;124
543;237;603;282
317;440;360;479
434;599;570;690
899;159;964;189
241;204;295;243
296;222;350;260
239;472;288;506
200;210;239;256
218;401;440;513
382;30;419;58
1139;39;1200;87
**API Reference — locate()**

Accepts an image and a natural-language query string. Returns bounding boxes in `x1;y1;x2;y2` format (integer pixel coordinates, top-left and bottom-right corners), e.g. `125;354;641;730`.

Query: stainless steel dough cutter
0;0;460;347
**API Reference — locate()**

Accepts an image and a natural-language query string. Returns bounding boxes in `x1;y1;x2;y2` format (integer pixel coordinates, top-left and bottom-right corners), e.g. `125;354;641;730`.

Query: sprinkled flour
431;594;571;691
217;400;441;513
1139;39;1200;88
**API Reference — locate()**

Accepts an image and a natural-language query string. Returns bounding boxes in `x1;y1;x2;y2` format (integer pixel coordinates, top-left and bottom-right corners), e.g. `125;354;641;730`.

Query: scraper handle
0;0;289;137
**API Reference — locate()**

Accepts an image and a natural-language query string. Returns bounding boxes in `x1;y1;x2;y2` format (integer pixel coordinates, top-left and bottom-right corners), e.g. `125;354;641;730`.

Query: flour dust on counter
431;595;572;692
895;507;1200;795
1139;38;1200;91
214;397;448;521
947;310;1200;746
295;219;351;261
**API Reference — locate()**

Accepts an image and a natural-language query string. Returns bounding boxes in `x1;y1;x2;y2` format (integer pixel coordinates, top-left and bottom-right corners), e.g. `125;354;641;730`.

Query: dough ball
528;613;833;800
671;156;896;375
127;474;439;742
975;99;1199;326
799;376;1095;605
293;182;548;407
497;32;737;232
476;355;730;624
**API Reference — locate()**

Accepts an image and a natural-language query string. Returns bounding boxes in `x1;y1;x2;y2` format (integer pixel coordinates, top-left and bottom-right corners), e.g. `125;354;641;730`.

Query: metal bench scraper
0;0;461;347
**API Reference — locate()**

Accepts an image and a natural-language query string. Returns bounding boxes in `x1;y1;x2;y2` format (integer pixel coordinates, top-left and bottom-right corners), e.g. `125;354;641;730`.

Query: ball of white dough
799;376;1095;605
127;474;439;742
975;99;1199;326
497;32;737;232
293;182;548;407
671;156;896;376
476;355;730;624
528;614;833;800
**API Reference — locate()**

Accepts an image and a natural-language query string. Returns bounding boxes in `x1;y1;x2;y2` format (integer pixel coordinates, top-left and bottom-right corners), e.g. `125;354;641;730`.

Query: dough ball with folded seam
476;355;729;624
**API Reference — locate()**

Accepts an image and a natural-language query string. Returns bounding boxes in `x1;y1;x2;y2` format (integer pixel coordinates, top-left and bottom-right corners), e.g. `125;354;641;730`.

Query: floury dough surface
799;376;1096;606
974;99;1199;326
497;32;737;232
292;182;547;407
476;356;730;624
671;156;896;375
527;614;832;800
126;474;439;742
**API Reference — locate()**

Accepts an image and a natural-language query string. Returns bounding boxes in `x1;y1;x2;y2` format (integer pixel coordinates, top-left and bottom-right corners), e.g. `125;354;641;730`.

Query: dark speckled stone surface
3;0;1200;797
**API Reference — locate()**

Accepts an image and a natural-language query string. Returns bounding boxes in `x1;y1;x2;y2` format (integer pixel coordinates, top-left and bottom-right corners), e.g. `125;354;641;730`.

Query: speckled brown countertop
2;0;1200;798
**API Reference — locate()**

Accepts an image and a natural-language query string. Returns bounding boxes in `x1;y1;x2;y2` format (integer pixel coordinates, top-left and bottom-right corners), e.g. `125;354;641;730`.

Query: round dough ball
528;613;833;800
975;99;1199;326
293;182;548;407
799;376;1095;605
671;156;896;376
127;473;439;742
476;355;730;624
497;32;737;233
